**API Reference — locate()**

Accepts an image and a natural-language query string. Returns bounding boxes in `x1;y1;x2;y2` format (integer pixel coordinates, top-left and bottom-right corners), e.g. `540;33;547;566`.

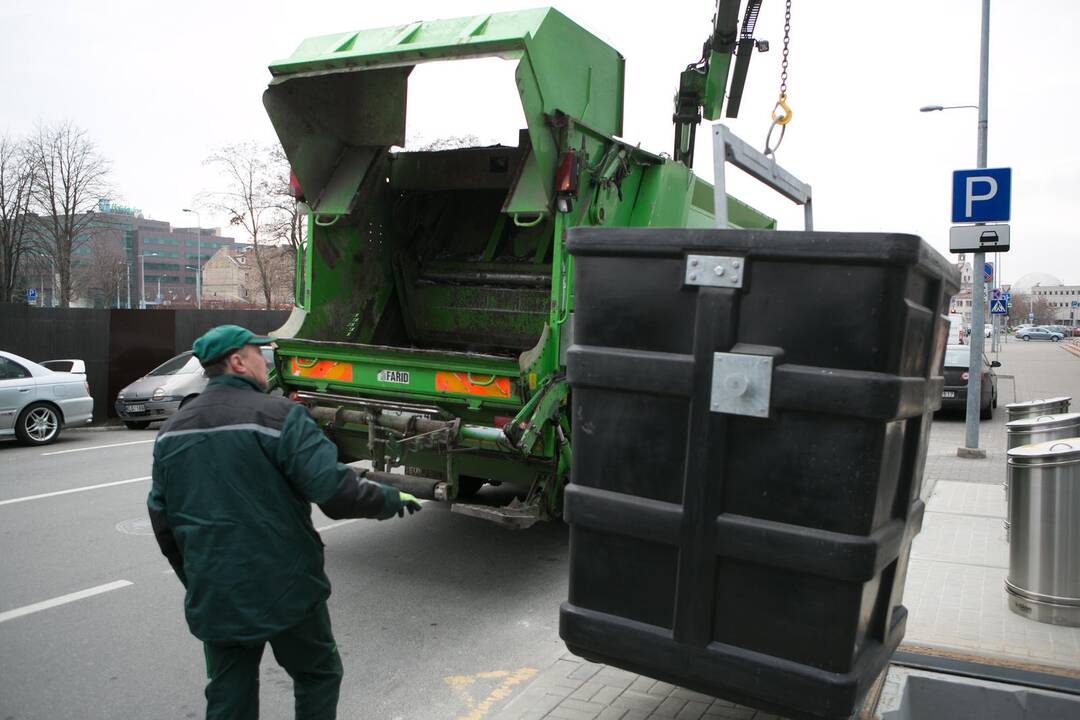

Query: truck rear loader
264;5;775;527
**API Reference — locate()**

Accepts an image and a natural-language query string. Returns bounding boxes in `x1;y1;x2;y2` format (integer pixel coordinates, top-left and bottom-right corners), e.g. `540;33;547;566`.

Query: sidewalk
494;341;1080;720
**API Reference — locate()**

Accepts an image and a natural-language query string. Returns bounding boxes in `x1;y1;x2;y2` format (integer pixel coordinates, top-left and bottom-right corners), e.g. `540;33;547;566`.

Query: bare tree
74;235;127;307
0;135;37;303
1010;292;1057;326
265;144;306;253
243;245;295;308
27;121;111;307
203;142;290;309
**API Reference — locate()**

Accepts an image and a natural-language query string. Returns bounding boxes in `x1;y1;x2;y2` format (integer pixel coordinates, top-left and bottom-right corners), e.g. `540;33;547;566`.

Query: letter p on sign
952;168;1011;223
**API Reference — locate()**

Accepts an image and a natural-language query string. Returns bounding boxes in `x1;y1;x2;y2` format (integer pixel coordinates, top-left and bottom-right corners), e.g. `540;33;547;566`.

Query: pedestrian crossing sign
990;298;1008;315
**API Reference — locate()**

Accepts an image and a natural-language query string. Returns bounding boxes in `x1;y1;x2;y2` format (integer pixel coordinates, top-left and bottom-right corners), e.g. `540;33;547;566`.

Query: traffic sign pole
959;0;992;460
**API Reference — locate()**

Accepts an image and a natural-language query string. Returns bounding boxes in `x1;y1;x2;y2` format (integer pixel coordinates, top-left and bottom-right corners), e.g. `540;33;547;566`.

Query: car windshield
147;352;201;376
944;348;971;367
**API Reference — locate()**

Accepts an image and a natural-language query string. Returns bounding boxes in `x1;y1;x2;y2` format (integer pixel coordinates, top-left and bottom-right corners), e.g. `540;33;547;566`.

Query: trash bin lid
1005;396;1072;411
1006;412;1080;433
1007;437;1080;468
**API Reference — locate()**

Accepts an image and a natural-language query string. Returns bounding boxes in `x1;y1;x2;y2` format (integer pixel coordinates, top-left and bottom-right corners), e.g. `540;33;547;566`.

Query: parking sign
952;168;1011;223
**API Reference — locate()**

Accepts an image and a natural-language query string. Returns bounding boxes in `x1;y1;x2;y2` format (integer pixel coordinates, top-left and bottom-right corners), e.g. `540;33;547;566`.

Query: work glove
376;486;423;520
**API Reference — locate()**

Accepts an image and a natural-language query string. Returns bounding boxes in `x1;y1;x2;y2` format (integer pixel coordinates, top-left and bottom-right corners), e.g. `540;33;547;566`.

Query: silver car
0;350;94;445
116;347;274;430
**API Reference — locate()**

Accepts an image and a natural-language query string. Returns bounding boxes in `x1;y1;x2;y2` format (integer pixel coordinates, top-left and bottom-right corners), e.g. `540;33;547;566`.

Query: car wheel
1022;336;1030;341
1051;336;1060;342
15;402;62;446
124;420;152;430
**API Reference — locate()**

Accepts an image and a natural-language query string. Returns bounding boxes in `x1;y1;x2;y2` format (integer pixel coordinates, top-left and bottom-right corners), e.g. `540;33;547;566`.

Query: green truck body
264;7;775;526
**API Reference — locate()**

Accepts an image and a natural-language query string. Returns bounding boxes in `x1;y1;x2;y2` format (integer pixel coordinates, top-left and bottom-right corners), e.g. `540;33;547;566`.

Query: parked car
39;359;87;376
1015;326;1064;342
115;347;275;429
940;344;999;419
0;350;93;445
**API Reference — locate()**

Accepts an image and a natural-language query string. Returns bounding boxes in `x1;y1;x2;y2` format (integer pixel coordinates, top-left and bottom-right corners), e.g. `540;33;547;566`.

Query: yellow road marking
444;667;538;720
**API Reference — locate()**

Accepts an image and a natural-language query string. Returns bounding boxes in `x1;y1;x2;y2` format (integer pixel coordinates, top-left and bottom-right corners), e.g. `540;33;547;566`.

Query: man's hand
397;492;422;517
376;486;423;520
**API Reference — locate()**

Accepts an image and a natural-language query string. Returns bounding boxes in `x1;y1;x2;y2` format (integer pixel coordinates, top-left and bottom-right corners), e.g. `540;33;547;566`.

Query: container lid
1006;412;1080;433
1005;396;1072;411
1007;437;1080;467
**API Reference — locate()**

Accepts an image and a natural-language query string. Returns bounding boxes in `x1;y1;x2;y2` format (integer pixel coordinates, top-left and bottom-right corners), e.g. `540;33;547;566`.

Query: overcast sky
3;0;1077;285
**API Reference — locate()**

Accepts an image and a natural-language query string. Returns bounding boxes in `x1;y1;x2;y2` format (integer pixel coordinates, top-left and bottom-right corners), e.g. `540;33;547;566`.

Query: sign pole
960;0;991;459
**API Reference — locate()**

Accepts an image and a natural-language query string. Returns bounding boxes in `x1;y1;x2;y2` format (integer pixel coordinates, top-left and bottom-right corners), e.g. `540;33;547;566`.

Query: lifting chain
764;0;793;158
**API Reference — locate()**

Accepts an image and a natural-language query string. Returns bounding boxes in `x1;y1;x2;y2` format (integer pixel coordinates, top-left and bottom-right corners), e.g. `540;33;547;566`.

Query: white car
0;350;93;445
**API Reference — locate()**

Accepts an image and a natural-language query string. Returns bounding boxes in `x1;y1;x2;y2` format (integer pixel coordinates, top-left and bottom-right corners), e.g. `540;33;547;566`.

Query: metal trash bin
1003;413;1080;541
1005;438;1080;627
1005;396;1071;422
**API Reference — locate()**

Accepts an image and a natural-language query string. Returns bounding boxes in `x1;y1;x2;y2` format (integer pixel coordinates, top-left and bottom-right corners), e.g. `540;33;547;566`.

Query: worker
147;324;420;720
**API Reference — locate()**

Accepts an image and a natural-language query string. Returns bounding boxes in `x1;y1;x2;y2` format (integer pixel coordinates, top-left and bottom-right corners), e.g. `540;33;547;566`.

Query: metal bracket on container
710;353;773;418
685;255;745;288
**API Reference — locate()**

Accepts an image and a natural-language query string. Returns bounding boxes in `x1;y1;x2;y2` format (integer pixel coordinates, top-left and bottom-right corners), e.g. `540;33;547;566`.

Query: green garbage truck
265;5;776;527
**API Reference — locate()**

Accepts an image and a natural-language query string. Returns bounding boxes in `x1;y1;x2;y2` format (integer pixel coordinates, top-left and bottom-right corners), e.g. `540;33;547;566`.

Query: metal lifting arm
673;0;765;167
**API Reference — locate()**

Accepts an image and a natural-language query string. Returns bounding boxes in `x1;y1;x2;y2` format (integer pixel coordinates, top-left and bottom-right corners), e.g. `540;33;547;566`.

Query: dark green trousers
203;602;343;720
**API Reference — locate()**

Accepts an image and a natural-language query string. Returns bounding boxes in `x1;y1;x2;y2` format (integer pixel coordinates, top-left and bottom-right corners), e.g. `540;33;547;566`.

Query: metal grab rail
712;123;812;230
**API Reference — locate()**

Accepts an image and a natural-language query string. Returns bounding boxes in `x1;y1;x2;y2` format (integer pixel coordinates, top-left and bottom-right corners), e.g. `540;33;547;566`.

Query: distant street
1;339;1077;720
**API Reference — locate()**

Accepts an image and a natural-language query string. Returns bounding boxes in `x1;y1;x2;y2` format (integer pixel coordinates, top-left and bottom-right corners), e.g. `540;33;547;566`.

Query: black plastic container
560;228;960;720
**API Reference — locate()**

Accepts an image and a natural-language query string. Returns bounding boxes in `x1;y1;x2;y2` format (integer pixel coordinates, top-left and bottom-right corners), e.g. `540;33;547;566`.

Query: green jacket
148;374;400;643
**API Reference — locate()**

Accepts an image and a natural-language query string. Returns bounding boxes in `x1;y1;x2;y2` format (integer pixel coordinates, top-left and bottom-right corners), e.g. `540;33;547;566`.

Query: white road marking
0;476;151;507
315;519;359;532
0;580;133;624
42;439;154;456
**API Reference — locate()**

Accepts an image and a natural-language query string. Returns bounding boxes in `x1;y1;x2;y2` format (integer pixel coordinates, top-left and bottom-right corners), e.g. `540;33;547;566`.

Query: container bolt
690;259;699;267
689;273;698;281
732;260;741;269
724;374;749;397
714;266;725;277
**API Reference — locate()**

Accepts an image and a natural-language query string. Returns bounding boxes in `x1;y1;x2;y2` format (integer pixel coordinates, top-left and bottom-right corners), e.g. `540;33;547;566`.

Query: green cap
192;325;273;366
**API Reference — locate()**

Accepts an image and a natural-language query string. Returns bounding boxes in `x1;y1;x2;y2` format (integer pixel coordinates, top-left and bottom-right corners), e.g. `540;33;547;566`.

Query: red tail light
961;371;970;381
554;150;579;213
555;150;579;194
288;171;305;201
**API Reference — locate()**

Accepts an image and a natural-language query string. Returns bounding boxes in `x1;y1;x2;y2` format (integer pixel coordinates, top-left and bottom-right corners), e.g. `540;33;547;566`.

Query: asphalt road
0;429;570;720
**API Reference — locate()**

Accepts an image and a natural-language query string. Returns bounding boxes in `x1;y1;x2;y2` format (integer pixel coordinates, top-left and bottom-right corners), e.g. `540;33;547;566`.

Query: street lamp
182;208;202;309
919;104;979;113
920;0;991;458
138;252;159;310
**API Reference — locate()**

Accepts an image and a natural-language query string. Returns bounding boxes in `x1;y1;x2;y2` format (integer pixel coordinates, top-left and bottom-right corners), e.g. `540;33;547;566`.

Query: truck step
450;498;540;530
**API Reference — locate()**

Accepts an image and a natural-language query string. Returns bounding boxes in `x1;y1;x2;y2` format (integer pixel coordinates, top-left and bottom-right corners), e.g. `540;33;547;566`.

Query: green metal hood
265;7;625;218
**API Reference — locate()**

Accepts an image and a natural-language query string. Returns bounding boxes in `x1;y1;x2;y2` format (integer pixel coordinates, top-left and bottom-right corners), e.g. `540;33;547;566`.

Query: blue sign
26;288;37;303
1073;300;1079;308
990;299;1008;315
984;262;993;283
1004;292;1012;302
952;168;1012;223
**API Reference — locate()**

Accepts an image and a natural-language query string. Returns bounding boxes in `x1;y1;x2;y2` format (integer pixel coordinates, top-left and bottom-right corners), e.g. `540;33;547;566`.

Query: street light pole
138;252;158;310
182;208;202;309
